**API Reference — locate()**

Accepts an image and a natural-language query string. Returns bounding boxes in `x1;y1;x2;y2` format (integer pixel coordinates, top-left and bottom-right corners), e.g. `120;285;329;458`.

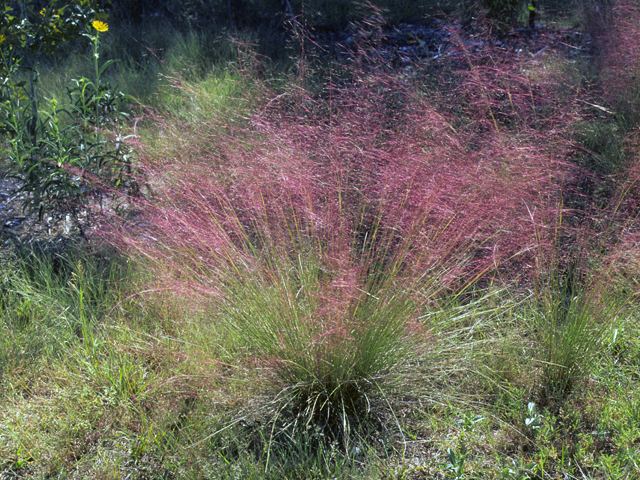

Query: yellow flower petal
91;20;108;32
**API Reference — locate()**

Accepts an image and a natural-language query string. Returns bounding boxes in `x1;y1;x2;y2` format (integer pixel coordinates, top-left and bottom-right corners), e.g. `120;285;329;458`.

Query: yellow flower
91;20;108;32
40;8;46;16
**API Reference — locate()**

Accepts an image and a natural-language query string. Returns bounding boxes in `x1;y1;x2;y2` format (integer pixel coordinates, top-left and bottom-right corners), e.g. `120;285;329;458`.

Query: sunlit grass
3;2;640;478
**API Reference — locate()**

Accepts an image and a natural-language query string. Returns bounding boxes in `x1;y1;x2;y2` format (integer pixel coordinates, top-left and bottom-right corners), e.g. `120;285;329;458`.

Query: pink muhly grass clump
114;67;568;429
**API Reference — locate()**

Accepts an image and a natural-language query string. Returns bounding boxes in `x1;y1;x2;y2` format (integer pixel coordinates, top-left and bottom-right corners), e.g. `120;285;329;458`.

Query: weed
442;446;468;479
1;5;137;230
497;457;535;480
525;402;542;431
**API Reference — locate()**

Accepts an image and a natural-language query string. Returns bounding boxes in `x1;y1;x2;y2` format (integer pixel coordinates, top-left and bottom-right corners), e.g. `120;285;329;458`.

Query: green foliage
217;243;418;445
0;241;129;383
498;457;535;480
1;242;127;322
466;0;530;26
524;402;542;431
530;258;627;400
0;1;137;227
443;447;467;479
0;0;100;70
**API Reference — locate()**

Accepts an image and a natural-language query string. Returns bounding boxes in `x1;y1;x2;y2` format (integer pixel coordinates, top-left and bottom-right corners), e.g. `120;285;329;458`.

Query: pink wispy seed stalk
595;3;640;287
117;72;567;301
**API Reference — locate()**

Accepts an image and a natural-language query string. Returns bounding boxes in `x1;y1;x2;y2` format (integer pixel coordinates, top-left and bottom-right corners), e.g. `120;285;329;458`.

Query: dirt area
0;168;76;248
320;17;594;69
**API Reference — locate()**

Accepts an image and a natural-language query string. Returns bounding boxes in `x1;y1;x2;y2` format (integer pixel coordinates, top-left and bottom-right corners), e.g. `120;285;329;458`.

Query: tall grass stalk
533;278;625;400
0;243;129;379
530;209;630;400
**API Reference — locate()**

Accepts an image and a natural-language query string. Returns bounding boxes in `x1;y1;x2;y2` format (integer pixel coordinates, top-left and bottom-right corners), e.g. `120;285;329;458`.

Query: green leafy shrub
0;1;136;229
